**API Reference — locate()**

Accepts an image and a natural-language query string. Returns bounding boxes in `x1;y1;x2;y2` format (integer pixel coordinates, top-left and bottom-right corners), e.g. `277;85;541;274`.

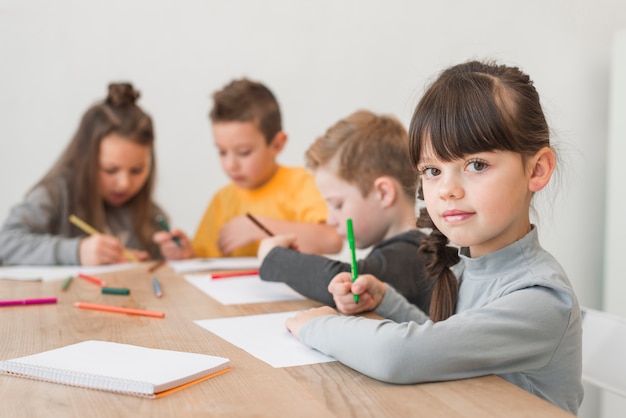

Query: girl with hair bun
0;83;168;265
285;60;583;415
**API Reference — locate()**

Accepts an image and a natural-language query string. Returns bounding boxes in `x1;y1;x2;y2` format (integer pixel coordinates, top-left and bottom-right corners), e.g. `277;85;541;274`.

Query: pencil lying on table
74;302;164;318
211;270;259;279
69;214;138;262
0;297;57;307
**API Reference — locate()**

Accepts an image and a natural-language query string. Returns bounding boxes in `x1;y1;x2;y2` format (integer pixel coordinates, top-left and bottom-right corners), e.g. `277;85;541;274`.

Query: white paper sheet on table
194;311;336;368
167;257;260;273
0;263;136;282
184;274;305;304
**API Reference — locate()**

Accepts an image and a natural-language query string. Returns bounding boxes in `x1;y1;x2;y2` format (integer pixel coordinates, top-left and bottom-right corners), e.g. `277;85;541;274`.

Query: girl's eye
131;167;145;175
420;167;440;179
467;160;488;173
237;150;252;157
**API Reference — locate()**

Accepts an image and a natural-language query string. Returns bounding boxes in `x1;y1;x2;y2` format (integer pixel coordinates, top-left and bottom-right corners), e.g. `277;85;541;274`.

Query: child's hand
328;272;387;314
285;306;338;338
257;234;297;261
79;234;127;265
153;229;194;260
218;216;264;255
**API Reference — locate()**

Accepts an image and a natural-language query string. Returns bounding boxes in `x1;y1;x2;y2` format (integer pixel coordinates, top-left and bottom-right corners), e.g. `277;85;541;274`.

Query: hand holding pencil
69;215;146;265
152;220;194;260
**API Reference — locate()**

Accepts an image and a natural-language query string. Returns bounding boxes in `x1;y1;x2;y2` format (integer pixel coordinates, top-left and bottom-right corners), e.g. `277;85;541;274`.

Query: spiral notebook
0;340;231;398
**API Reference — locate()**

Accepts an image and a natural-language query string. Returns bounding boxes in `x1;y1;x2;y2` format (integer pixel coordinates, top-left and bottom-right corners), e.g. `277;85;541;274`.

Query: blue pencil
152;277;162;298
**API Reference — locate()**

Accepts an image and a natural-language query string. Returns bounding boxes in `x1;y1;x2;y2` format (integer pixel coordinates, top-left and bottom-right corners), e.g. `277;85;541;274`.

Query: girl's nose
115;172;131;190
438;173;464;200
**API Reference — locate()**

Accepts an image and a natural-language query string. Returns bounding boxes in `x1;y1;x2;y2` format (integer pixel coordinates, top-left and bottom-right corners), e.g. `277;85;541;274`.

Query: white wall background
1;1;625;416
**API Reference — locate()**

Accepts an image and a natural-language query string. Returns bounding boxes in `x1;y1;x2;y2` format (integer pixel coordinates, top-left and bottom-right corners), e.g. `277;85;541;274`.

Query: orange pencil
74;302;165;318
78;273;107;287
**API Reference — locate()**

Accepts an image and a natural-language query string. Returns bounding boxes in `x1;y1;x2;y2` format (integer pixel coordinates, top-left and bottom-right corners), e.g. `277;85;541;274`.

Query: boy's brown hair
209;78;282;144
305;109;416;200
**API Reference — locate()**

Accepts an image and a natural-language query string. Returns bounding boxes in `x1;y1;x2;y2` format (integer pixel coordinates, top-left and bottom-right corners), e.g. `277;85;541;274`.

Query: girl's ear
528;147;556;192
269;131;287;155
373;176;398;208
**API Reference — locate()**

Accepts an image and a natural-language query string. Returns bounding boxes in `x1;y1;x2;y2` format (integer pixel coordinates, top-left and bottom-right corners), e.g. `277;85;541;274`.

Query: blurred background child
258;109;433;311
0;83;167;265
155;78;342;259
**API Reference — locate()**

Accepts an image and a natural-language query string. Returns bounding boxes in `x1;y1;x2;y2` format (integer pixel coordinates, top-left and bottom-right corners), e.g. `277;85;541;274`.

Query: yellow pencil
69;214;139;263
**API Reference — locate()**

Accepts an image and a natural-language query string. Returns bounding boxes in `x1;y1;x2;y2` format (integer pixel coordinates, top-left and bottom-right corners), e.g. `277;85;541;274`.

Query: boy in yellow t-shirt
154;78;343;258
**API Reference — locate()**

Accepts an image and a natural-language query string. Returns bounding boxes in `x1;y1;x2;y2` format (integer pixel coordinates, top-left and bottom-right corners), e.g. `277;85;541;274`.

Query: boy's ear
373;176;397;208
269;131;287;155
528;146;556;192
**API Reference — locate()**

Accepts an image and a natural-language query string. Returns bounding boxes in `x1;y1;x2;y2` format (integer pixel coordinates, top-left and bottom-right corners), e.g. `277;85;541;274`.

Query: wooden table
0;263;574;417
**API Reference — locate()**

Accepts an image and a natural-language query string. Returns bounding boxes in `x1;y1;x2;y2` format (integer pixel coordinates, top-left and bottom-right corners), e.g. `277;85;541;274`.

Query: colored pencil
61;276;73;291
152;277;162;298
245;213;274;237
101;287;131;295
0;297;57;307
211;269;259;279
69;214;139;262
73;302;165;318
156;215;182;248
347;219;359;304
78;272;107;287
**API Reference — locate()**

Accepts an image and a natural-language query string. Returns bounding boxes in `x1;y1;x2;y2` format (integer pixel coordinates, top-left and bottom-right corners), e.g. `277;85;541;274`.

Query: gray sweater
260;230;433;312
0;178;165;265
299;227;583;415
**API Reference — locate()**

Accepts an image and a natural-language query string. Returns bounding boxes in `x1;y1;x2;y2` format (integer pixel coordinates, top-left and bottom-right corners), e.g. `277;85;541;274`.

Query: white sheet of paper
184;274;305;304
194;311;335;368
0;263;136;282
167;257;260;273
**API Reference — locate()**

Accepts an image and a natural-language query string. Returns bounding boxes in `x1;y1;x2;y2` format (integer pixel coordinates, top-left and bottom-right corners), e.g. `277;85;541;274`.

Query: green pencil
61;276;73;291
347;219;359;304
101;287;131;295
156;215;182;248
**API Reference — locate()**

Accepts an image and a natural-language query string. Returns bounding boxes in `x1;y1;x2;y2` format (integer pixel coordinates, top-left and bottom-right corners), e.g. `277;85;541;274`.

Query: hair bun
106;83;140;107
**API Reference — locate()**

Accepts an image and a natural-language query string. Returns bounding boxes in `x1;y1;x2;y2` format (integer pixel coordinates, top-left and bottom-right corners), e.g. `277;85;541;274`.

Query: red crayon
78;273;107;287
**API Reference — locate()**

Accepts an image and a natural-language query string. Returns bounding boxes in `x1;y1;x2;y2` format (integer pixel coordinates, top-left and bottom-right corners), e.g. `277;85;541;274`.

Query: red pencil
78;273;107;287
211;269;259;279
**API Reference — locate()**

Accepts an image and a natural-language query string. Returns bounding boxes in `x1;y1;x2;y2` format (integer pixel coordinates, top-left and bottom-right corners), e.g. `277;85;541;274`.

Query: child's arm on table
220;215;342;255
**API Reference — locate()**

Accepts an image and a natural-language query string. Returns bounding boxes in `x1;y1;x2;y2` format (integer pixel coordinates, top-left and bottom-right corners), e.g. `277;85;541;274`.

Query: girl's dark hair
37;82;156;249
409;60;550;322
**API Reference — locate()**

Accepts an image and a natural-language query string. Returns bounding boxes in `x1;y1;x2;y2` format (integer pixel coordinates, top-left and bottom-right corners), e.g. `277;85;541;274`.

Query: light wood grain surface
0;263;574;417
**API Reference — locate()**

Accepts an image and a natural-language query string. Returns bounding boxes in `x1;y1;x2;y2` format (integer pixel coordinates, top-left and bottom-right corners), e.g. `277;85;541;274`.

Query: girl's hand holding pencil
69;214;146;265
328;272;387;315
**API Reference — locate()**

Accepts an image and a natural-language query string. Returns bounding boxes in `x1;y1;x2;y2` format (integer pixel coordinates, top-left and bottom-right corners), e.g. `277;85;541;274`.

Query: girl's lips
110;193;128;203
441;210;474;223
